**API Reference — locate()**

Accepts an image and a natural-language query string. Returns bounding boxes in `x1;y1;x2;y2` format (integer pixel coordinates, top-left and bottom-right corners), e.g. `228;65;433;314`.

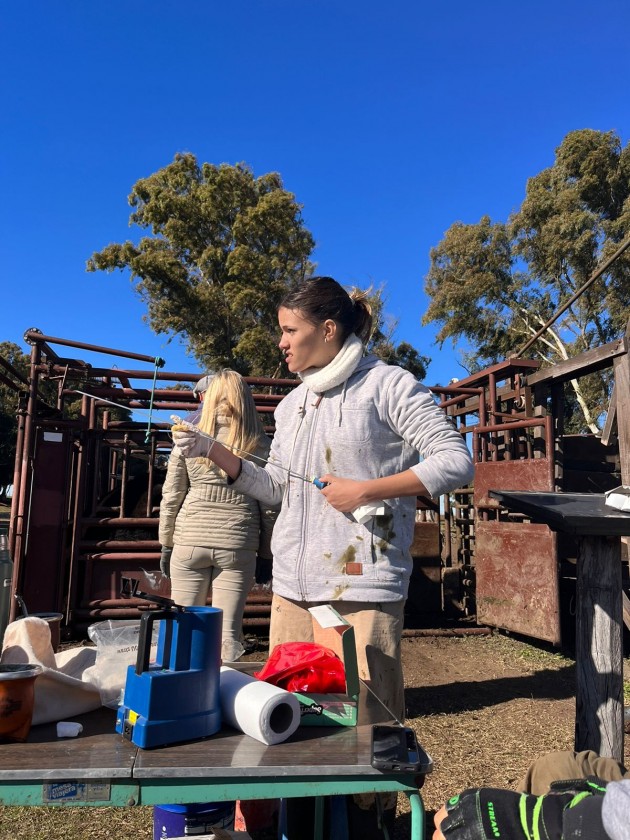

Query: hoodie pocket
336;407;372;443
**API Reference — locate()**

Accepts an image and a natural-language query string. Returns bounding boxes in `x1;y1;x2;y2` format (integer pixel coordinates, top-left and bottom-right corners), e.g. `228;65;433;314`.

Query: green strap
519;793;534;840
144;356;165;443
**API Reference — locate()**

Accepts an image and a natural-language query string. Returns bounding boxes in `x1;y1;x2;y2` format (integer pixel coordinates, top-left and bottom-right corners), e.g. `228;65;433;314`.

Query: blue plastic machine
116;586;222;749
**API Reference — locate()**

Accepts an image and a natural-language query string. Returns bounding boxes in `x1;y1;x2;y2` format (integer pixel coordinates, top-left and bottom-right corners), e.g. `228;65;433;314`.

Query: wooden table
0;680;429;840
490;489;630;761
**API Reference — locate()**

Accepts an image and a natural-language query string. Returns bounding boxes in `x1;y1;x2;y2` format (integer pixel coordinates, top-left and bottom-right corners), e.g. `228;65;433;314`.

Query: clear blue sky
1;1;629;392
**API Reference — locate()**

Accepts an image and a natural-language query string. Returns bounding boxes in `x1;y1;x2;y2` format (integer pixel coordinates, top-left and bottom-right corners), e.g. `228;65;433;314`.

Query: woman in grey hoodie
173;276;474;718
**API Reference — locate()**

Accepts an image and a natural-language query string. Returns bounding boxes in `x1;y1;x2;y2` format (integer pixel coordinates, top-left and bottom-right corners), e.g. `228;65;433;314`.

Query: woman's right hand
172;422;243;479
171;426;215;459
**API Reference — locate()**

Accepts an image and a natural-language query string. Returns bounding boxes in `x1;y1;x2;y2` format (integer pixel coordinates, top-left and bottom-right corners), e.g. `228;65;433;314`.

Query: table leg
314;796;324;839
575;534;624;760
406;790;425;840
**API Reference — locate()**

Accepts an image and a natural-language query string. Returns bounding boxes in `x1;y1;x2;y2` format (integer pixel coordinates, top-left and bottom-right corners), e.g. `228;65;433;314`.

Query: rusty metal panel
474;459;553;509
475;520;560;644
18;428;73;614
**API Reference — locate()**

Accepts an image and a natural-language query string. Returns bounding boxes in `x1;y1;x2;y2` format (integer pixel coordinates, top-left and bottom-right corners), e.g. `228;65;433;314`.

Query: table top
489;490;630;536
0;680;430;783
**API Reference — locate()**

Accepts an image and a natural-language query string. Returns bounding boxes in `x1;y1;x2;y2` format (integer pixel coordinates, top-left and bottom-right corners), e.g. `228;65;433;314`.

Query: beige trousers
517;749;629;794
269;593;406;721
170;545;256;652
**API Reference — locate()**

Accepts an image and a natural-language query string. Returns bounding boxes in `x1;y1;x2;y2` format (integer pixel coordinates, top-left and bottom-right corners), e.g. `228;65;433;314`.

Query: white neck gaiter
298;334;364;394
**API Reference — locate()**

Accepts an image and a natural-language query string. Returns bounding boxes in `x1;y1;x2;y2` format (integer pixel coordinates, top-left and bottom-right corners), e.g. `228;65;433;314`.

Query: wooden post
613;336;630;485
575;535;624;760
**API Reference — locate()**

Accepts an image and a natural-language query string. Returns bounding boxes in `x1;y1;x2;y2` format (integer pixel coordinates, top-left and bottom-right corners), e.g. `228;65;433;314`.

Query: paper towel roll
219;666;301;745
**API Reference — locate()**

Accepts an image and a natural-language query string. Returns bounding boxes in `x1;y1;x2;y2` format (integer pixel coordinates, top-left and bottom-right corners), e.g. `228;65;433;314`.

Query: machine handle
136;609;174;675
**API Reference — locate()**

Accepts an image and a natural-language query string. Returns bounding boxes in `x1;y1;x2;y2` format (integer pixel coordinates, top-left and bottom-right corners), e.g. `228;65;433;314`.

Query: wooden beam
614;323;630;485
601;385;617;447
525;337;627;386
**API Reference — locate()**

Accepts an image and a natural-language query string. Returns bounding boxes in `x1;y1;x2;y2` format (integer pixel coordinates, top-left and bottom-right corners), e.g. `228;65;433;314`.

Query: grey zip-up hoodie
232;354;474;603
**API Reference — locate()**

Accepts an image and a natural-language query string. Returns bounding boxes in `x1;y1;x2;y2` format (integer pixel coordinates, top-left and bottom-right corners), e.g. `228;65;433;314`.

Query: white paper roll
219;666;301;745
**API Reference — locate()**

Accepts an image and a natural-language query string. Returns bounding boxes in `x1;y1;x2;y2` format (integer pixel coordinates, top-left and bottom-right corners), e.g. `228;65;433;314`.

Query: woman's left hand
318;474;368;513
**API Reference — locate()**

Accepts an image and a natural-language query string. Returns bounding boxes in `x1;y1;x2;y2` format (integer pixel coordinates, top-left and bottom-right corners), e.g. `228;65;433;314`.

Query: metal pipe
66;398;90;622
514;235;630;358
81;517;159;527
23;330;166;366
79;541;161;551
474;417;548;433
11;341;41;618
83;552;160;561
8;406;26;558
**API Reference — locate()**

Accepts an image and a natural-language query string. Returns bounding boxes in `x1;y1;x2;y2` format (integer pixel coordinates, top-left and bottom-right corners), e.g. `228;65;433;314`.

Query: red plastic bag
254;642;346;693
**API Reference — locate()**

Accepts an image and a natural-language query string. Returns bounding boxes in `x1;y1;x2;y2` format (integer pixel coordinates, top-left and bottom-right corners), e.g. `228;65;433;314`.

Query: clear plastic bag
83;619;158;708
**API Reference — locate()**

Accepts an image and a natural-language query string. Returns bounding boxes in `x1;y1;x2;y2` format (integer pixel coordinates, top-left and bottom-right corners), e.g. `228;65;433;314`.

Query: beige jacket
158;419;276;558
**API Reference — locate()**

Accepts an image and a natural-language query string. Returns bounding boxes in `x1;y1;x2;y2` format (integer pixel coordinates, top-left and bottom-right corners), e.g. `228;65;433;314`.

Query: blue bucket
153;801;235;839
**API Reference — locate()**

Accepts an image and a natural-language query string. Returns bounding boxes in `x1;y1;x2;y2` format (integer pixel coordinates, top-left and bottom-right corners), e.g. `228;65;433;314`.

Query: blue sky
1;1;629;397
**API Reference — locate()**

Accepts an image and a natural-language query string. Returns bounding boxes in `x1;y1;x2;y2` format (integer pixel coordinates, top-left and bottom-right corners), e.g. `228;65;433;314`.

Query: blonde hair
197;369;265;468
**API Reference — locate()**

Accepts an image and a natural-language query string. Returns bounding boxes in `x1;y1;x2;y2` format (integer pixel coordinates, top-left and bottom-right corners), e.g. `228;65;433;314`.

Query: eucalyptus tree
89;152;430;380
88;154;316;376
423;129;630;431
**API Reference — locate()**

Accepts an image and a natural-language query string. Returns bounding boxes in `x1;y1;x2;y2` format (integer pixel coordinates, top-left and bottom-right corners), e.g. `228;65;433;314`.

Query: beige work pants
518;749;629;794
170;545;256;655
269;593;406;721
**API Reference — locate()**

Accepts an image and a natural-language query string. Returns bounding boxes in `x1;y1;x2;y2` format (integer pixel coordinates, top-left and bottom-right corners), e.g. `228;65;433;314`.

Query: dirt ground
1;631;628;839
397;630;630;837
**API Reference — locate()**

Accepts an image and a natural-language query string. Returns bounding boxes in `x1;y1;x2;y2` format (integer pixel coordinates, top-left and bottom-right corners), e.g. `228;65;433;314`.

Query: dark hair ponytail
279;276;374;344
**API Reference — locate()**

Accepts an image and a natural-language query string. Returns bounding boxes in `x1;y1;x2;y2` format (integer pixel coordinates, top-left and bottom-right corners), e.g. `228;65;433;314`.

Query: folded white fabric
57;721;83;738
0;617;101;725
352;502;387;524
605;486;630;512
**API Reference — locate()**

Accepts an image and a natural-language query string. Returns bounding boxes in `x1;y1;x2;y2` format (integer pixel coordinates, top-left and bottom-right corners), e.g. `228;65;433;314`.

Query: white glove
171;426;216;459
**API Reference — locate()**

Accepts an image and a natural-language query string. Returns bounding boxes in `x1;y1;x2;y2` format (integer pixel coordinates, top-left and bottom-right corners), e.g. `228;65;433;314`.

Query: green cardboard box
293;605;360;727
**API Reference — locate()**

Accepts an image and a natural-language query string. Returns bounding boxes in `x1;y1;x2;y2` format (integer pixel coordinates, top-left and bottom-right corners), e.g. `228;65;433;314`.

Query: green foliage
0;342;30;492
365;287;430;379
87;154;316;376
423;129;630;430
88;153;432;381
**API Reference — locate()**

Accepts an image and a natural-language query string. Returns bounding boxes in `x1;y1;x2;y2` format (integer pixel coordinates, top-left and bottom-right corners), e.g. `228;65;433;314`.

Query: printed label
43;782;111;803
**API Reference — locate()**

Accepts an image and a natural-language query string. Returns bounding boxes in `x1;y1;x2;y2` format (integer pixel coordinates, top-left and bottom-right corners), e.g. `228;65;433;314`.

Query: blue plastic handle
312;477;329;489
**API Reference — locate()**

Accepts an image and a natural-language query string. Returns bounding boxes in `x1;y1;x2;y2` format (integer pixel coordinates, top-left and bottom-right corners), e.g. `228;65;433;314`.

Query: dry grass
0;633;628;839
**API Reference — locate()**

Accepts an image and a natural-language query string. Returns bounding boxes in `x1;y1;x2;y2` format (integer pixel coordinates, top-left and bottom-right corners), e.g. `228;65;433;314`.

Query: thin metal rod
171;416;320;487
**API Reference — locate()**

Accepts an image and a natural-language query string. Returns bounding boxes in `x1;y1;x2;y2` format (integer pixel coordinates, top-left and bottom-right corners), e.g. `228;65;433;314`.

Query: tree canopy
87;154;316;376
423;129;630;431
367;290;429;380
88;152;430;381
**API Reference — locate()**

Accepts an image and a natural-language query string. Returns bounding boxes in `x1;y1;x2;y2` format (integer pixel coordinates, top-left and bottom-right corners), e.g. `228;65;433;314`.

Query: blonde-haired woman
158;369;276;660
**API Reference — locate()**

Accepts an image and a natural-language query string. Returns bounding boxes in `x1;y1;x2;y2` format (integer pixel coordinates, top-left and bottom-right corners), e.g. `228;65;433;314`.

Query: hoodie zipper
295;392;321;600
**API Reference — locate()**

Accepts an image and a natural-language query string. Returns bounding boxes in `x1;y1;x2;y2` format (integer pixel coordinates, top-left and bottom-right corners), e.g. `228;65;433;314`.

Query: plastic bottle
0;534;14;649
